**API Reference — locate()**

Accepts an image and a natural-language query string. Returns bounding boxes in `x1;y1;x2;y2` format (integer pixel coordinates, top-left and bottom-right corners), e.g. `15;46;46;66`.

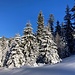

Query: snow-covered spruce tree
36;11;45;53
37;11;44;38
21;22;39;66
5;34;25;68
37;25;61;64
0;37;9;67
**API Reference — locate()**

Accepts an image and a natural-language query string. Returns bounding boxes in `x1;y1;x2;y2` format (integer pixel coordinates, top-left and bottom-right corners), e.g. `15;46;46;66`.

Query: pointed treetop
65;5;70;14
64;5;71;20
23;21;33;35
37;11;44;24
15;33;20;39
26;21;32;27
15;33;20;37
25;21;33;30
49;14;54;23
39;10;43;16
14;33;21;41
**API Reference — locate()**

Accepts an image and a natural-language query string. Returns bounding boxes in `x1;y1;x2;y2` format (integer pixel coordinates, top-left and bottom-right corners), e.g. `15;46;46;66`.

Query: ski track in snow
0;55;75;75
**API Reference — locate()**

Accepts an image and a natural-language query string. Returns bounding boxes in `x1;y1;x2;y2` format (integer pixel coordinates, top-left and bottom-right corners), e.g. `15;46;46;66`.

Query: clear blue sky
0;0;74;38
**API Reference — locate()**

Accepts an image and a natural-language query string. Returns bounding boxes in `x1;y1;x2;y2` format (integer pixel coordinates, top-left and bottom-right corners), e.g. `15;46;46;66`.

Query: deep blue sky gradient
0;0;74;38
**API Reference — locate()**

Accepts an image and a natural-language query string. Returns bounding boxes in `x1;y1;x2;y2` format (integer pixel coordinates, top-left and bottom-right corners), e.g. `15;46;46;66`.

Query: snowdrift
0;55;75;75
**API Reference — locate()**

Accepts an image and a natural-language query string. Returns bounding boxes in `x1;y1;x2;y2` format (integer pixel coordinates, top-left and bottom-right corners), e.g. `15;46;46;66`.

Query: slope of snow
0;55;75;75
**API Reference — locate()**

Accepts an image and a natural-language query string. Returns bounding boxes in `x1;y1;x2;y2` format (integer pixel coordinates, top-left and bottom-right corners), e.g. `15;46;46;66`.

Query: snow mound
0;55;75;75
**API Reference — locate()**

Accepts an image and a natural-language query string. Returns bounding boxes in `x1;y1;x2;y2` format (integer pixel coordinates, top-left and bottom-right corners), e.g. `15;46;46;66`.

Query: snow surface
0;55;75;75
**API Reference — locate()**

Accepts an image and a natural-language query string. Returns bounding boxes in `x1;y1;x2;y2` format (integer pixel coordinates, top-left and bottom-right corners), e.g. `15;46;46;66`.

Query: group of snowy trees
0;5;75;68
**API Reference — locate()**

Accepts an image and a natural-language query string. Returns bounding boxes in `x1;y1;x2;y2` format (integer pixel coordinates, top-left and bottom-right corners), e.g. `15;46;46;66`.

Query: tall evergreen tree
37;11;44;37
21;22;39;66
37;26;61;64
5;34;25;68
71;2;75;53
56;23;70;58
64;5;73;53
36;11;45;51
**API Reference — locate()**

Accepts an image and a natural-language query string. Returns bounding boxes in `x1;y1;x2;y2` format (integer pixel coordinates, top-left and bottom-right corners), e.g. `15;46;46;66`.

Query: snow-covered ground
0;55;75;75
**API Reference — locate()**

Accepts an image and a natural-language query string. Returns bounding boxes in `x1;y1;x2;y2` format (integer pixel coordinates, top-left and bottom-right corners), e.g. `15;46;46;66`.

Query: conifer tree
21;22;38;66
37;11;44;37
36;11;45;54
0;37;9;67
55;21;71;58
71;2;75;53
5;34;25;68
64;5;73;53
37;26;61;64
